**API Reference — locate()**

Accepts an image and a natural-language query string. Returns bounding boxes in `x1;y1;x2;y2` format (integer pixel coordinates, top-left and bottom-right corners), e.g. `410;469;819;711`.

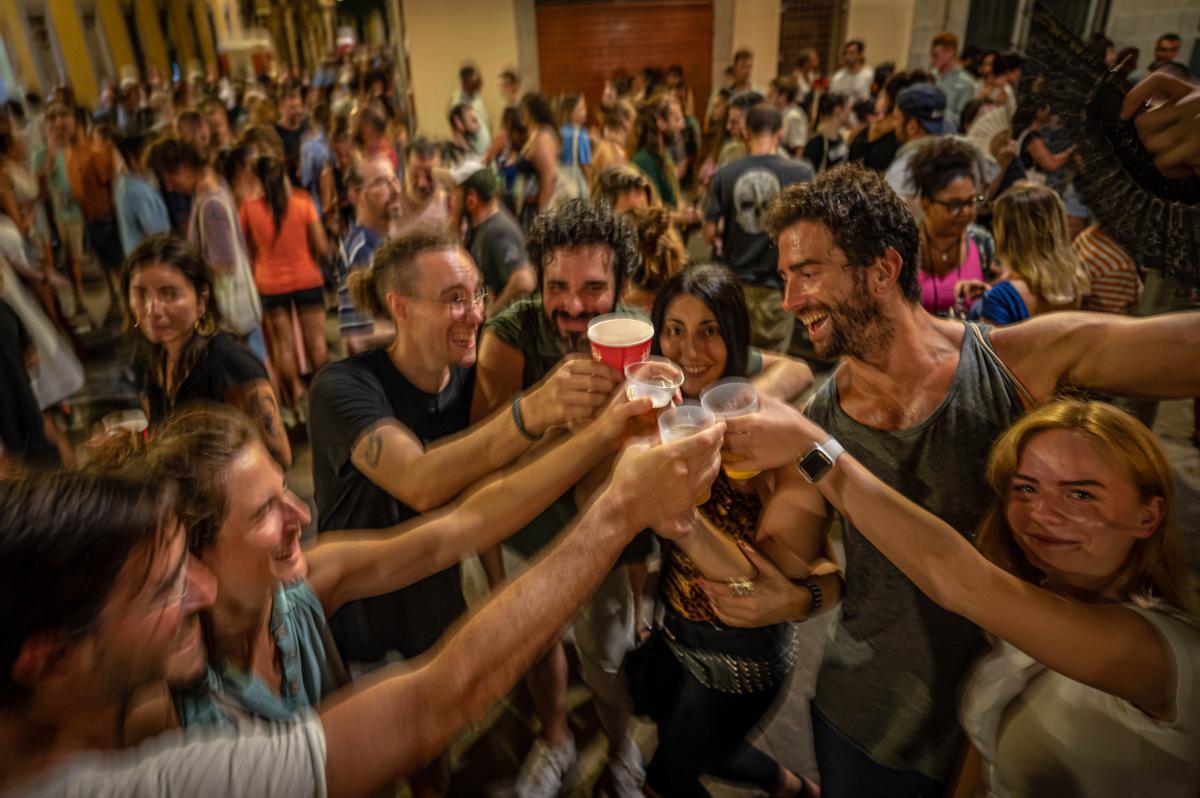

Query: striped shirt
1073;225;1141;315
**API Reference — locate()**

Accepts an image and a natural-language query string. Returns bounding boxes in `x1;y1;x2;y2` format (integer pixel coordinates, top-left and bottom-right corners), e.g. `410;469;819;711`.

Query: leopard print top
662;470;763;623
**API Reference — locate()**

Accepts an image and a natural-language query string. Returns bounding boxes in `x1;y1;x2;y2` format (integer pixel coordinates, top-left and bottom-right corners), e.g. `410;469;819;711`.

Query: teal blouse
174;580;343;727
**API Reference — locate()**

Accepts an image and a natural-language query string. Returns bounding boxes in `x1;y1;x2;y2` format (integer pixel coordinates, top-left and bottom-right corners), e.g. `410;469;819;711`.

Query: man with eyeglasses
307;227;620;784
471;199;648;797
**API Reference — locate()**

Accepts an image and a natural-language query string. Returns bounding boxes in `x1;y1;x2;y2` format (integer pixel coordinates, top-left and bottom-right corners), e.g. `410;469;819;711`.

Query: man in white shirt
830;40;874;104
452;64;491;155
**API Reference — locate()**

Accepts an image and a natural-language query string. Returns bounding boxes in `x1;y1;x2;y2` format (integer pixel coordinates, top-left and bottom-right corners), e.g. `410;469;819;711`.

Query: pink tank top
919;237;983;316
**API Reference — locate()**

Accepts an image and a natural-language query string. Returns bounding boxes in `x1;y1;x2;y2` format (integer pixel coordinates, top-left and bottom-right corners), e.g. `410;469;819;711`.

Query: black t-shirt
465;208;528;296
142;333;267;424
0;299;58;465
705;154;813;288
308;348;475;662
849;127;900;172
274;121;309;185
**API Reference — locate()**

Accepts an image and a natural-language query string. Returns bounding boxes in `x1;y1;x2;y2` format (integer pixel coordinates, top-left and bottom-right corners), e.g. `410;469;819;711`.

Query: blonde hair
976;398;1198;616
992;183;1089;307
346;227;457;319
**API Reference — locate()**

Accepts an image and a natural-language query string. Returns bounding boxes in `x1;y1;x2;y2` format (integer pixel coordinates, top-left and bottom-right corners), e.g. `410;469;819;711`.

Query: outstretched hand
721;396;829;473
608;423;725;538
523;354;623;436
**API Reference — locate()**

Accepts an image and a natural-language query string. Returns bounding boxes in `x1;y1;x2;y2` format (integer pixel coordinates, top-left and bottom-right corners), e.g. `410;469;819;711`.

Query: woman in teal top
112;396;649;732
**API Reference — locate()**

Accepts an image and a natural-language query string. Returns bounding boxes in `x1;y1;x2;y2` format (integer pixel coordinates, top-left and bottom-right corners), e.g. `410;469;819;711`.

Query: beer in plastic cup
625;356;684;409
700;378;761;480
588;314;654;373
657;402;716;504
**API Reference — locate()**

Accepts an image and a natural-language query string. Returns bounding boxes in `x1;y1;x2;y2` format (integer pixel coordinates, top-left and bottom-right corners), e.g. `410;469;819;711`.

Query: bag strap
969;322;1036;410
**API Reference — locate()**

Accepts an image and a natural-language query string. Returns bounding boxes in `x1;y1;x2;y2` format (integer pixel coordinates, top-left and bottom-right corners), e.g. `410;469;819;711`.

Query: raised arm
991;311;1200;403
755;351;815;403
319;425;725;797
820;449;1172;717
352;355;619;512
310;393;654;612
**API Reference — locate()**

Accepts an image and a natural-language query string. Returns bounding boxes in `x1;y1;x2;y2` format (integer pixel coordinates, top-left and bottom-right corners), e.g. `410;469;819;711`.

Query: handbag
198;193;262;336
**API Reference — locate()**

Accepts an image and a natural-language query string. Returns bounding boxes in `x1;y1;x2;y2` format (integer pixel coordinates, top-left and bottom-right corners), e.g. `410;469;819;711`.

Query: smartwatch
797;437;844;484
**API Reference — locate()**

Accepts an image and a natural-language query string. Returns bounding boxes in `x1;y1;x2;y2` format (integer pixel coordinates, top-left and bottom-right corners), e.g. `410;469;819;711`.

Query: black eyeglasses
930;195;986;215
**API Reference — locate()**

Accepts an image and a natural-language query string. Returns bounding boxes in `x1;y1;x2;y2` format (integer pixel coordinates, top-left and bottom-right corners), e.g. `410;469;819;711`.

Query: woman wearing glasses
969;184;1089;325
909;138;995;317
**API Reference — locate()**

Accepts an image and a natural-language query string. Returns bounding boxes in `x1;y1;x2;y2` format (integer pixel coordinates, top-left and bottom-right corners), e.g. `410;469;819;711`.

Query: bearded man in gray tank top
693;163;1200;797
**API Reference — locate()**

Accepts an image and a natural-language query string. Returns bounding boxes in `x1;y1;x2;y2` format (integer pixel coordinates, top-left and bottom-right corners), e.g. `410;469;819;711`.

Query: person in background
1073;222;1142;316
705;104;813;352
448;102;484;163
621;204;687;313
513;93;562;224
454;63;492;156
631;93;701;227
971;184;1088;325
556;93;592;197
0;291;58;466
908;137;994;317
849;70;929;172
272;81;308;186
114;132;171;255
147;137;266;363
830;40;874;103
392;137;450;238
500;68;522;110
455;160;536;316
931;32;977;128
336;156;399;354
717;90;763;166
356;107;398;171
318;120;359;240
885;84;951;206
791;48;821;106
238;156;329;422
176;110;213;162
121;234;290;467
590;101;635;177
202;96;234;153
769;76;808;158
592;163;654;212
803;92;851;173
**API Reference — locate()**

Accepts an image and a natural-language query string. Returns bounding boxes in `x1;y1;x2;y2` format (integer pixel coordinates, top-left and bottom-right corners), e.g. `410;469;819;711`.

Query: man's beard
812;270;894;361
551;310;600;353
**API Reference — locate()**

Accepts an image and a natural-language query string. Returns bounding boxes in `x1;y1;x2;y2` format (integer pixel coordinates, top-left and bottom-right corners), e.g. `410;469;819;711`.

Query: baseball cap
897;84;948;134
446;157;499;198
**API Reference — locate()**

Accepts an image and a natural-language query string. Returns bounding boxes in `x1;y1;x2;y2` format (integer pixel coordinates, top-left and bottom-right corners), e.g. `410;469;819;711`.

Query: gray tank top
807;323;1026;782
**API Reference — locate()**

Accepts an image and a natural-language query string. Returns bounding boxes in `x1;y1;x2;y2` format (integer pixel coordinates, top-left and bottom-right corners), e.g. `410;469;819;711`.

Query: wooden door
537;0;712;121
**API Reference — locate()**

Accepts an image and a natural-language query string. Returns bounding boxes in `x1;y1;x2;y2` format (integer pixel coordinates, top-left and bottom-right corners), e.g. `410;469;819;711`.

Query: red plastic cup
587;314;654;373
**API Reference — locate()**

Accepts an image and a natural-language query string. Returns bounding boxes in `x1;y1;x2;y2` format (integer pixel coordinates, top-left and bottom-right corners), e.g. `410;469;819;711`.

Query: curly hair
764;162;920;303
526;198;641;294
908;137;981;199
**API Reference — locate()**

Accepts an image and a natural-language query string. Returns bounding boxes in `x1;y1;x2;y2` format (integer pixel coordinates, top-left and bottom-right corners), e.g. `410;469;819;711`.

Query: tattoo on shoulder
364;428;384;469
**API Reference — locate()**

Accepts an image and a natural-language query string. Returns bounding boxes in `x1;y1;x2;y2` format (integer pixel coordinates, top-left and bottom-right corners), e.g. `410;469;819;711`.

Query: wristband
511;392;542;441
796;580;823;616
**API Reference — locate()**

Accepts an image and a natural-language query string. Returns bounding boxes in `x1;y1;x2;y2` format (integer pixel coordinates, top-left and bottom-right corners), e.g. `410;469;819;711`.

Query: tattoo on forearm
364;429;384;468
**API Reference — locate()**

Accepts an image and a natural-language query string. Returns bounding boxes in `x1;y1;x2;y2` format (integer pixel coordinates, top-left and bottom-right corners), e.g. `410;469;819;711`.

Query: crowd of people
0;23;1199;798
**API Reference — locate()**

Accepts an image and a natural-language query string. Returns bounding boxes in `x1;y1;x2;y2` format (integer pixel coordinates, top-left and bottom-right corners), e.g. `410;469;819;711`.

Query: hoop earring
194;313;217;336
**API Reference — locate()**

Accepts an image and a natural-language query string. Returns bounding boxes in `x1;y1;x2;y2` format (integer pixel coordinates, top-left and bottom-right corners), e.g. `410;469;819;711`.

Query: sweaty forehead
778;221;845;265
544;244;614;281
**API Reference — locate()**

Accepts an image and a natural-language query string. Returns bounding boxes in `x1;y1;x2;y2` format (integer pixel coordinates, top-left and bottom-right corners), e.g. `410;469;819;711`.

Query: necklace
922;224;965;270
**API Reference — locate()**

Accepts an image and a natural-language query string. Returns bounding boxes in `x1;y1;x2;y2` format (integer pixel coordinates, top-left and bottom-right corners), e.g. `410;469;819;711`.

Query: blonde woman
972;183;1090;324
749;396;1200;796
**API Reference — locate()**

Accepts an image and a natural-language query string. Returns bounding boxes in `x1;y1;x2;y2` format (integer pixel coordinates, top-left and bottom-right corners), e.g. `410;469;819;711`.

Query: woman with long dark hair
635;264;822;796
238;155;329;418
121;233;291;466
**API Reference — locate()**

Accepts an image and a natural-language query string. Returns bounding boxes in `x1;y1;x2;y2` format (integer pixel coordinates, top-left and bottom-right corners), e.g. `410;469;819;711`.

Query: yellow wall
402;0;520;140
845;0;915;72
731;0;781;87
193;0;218;70
97;0;136;76
48;0;98;105
135;0;170;78
0;1;41;93
167;0;198;71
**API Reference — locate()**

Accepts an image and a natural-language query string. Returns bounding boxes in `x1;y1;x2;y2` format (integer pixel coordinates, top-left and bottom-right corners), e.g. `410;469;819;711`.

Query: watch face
800;448;833;482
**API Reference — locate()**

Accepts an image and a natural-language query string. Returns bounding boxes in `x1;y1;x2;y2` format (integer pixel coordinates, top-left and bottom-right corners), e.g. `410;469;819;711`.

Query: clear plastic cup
657;402;717;504
700;378;761;480
625;356;684;409
588;314;654;373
